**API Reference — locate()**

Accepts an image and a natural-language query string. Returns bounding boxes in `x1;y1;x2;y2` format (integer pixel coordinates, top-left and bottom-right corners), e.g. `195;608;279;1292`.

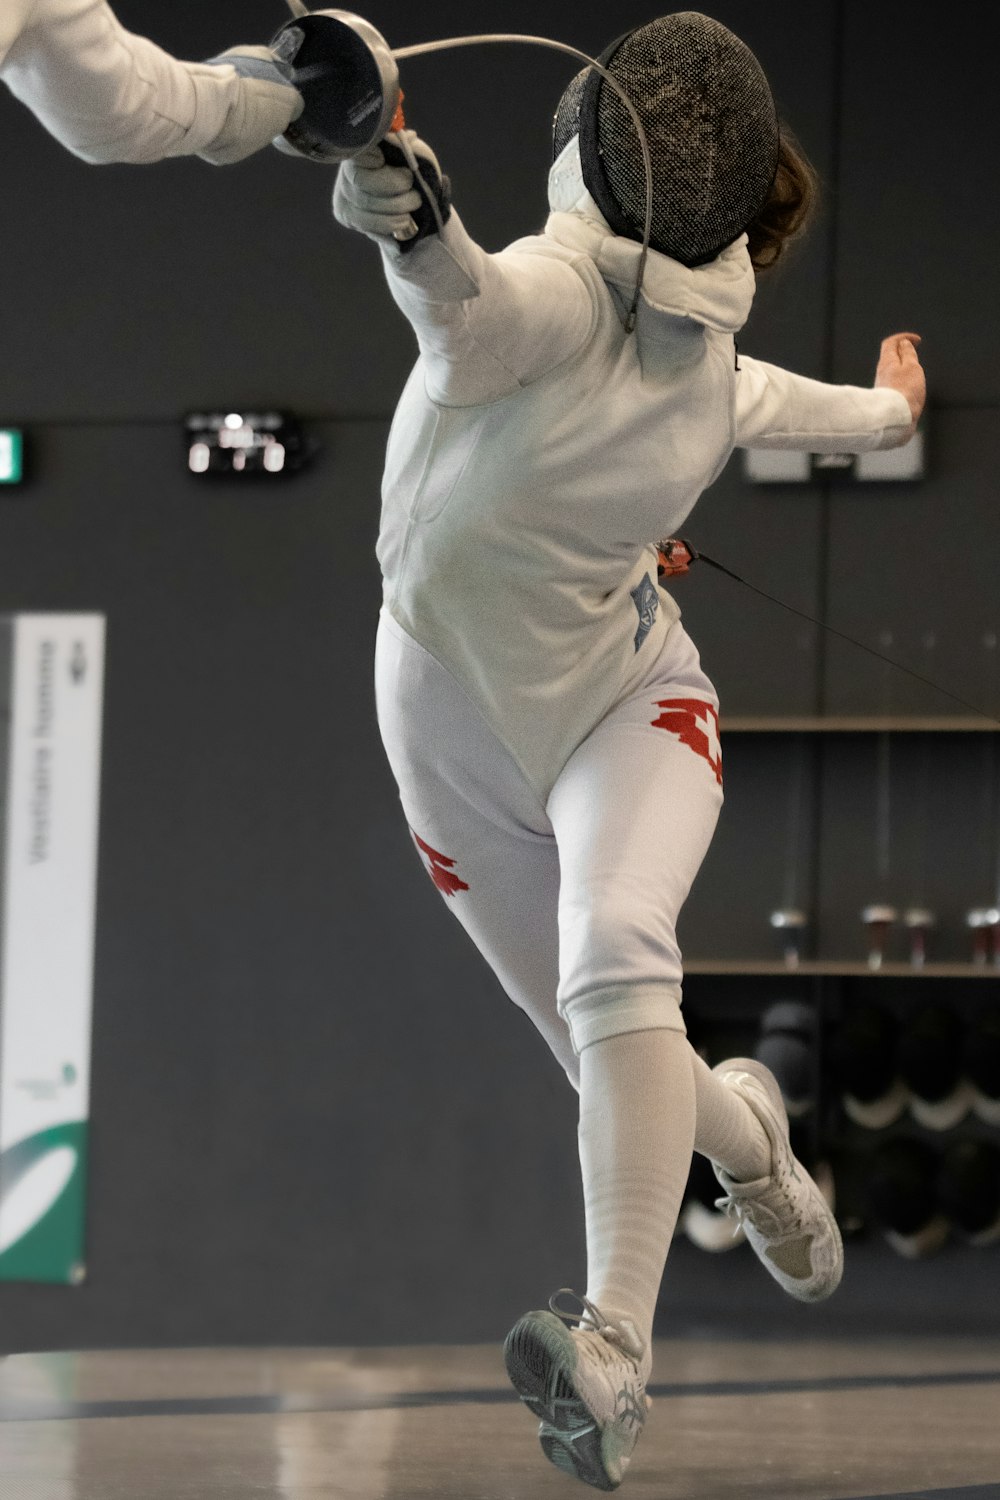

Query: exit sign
0;431;23;484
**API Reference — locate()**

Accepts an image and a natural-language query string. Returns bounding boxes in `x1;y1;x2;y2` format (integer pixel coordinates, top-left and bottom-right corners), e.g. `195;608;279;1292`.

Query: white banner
0;614;105;1283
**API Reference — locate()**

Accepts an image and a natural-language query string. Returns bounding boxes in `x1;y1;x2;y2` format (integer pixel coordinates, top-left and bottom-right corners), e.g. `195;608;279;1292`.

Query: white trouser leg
546;626;723;1054
542;628;722;1352
374;612;577;1083
375;611;761;1347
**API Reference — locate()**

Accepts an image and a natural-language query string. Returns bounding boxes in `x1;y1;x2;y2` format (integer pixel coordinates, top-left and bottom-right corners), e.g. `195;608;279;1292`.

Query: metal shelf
683;960;1000;979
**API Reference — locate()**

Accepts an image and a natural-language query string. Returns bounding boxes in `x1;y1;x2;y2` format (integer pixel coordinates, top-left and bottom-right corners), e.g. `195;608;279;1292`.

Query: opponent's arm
0;1;37;63
0;0;302;165
735;333;925;452
333;131;594;406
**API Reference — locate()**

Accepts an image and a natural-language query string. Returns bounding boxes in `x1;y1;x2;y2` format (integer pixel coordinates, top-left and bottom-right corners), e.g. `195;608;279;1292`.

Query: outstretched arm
333;131;595;407
0;0;302;165
735;333;925;452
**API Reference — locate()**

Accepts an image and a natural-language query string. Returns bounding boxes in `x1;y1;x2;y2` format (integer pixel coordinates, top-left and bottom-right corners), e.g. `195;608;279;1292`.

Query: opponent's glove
332;130;451;251
199;46;304;166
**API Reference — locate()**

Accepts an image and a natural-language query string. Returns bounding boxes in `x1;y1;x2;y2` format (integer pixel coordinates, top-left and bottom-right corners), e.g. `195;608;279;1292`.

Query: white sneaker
504;1291;650;1491
711;1057;844;1302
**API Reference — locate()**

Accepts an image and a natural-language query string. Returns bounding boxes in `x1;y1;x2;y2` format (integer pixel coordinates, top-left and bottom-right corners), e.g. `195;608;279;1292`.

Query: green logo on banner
0;1121;89;1284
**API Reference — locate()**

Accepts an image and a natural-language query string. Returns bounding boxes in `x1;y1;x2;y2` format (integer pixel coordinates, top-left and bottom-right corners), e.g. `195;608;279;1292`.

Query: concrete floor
2;1334;999;1499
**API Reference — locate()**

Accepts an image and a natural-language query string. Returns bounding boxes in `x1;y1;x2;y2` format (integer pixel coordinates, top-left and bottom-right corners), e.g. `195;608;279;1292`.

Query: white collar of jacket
545;134;756;335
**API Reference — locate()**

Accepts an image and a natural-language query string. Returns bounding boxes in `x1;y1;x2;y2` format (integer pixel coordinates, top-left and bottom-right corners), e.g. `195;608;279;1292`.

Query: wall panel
678;735;820;962
816;732;999;964
823;410;1000;718
666;462;825;717
0;0;838;422
0;420;583;1350
834;1;998;406
2;0;993;1352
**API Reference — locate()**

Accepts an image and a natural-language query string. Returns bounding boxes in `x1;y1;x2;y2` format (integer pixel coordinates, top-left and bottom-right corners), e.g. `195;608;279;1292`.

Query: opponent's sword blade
285;0;308;16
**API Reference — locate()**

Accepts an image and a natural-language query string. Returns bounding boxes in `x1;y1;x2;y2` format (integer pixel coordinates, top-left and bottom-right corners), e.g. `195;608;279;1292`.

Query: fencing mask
553;11;779;267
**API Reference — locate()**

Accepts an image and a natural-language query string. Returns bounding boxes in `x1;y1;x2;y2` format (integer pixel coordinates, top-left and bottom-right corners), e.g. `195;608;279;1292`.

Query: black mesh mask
552;12;779;267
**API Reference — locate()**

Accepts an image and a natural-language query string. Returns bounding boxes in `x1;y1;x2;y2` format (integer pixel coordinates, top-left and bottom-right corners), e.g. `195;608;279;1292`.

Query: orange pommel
656;538;696;578
390;89;406;133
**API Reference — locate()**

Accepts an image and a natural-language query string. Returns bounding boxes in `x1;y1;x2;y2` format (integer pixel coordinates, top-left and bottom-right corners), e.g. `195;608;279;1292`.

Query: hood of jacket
546;135;756;336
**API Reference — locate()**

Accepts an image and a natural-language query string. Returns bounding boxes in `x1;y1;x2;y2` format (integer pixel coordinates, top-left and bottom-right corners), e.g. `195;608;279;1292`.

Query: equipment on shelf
936;1139;1000;1248
831;1001;910;1129
863;1138;951;1258
964;1010;1000;1126
678;1153;745;1253
896;1003;973;1131
753;1000;816;1119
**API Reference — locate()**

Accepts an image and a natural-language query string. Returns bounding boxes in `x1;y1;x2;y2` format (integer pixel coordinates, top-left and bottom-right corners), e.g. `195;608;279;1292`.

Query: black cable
689;544;1000;728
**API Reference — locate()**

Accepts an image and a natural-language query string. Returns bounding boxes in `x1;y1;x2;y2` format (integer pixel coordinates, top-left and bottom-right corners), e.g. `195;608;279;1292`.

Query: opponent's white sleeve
735;354;913;452
378;210;596;407
0;0;295;164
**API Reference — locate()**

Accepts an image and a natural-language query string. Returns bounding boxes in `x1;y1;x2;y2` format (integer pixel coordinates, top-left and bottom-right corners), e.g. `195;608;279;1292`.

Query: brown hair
745;127;819;273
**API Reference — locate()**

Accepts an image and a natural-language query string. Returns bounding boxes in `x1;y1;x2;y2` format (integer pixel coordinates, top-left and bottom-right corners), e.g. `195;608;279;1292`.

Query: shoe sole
504;1311;619;1491
715;1056;844;1302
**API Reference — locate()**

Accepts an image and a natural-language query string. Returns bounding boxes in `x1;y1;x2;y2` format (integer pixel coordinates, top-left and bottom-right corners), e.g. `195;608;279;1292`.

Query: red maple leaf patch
412;831;470;897
650;698;723;786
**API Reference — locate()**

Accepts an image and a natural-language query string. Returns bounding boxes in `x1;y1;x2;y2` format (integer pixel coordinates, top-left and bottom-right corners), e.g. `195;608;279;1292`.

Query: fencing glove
199;46;303;165
333;131;451;250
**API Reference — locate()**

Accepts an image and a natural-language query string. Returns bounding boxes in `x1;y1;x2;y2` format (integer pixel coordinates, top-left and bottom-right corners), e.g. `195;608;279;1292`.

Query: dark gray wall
0;0;995;1351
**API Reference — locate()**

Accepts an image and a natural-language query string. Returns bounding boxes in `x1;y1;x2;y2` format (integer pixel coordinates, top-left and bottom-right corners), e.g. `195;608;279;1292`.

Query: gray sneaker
504;1291;650;1491
711;1057;844;1302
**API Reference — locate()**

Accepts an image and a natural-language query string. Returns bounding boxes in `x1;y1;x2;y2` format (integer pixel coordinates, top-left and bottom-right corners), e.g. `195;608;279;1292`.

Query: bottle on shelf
966;907;1000;968
902;907;936;969
768;908;809;970
861;904;898;971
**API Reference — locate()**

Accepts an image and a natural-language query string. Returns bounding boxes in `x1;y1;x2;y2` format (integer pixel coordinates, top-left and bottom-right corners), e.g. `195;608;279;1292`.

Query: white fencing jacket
375;189;912;798
0;0;288;163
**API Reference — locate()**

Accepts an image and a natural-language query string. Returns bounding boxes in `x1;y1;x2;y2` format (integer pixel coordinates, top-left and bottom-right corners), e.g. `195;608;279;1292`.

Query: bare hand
874;331;925;432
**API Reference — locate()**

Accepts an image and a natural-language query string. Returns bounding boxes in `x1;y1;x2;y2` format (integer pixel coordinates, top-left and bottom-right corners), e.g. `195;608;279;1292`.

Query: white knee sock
579;1028;695;1357
690;1050;772;1182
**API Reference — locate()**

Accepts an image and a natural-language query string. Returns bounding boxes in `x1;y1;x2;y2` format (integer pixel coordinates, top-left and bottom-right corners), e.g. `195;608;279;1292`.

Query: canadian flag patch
411;831;469;897
650;698;723;786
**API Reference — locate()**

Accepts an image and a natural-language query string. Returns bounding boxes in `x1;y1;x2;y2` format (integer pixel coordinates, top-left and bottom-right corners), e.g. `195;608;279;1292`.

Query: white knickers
374;608;723;1066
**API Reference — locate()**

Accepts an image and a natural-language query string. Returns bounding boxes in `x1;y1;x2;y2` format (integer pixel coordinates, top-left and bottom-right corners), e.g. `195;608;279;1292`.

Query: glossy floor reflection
1;1337;999;1499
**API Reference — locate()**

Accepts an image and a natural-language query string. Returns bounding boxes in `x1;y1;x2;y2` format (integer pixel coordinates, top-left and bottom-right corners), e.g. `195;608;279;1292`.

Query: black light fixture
184;411;308;477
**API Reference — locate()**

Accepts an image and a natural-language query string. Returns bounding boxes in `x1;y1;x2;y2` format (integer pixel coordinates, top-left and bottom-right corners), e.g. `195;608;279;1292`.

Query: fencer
0;0;302;165
332;10;925;1491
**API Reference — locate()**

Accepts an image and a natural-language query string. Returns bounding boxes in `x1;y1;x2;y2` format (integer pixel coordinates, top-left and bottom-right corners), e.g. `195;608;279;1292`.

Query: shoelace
715;1163;805;1240
548;1290;652;1420
548;1289;638;1364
